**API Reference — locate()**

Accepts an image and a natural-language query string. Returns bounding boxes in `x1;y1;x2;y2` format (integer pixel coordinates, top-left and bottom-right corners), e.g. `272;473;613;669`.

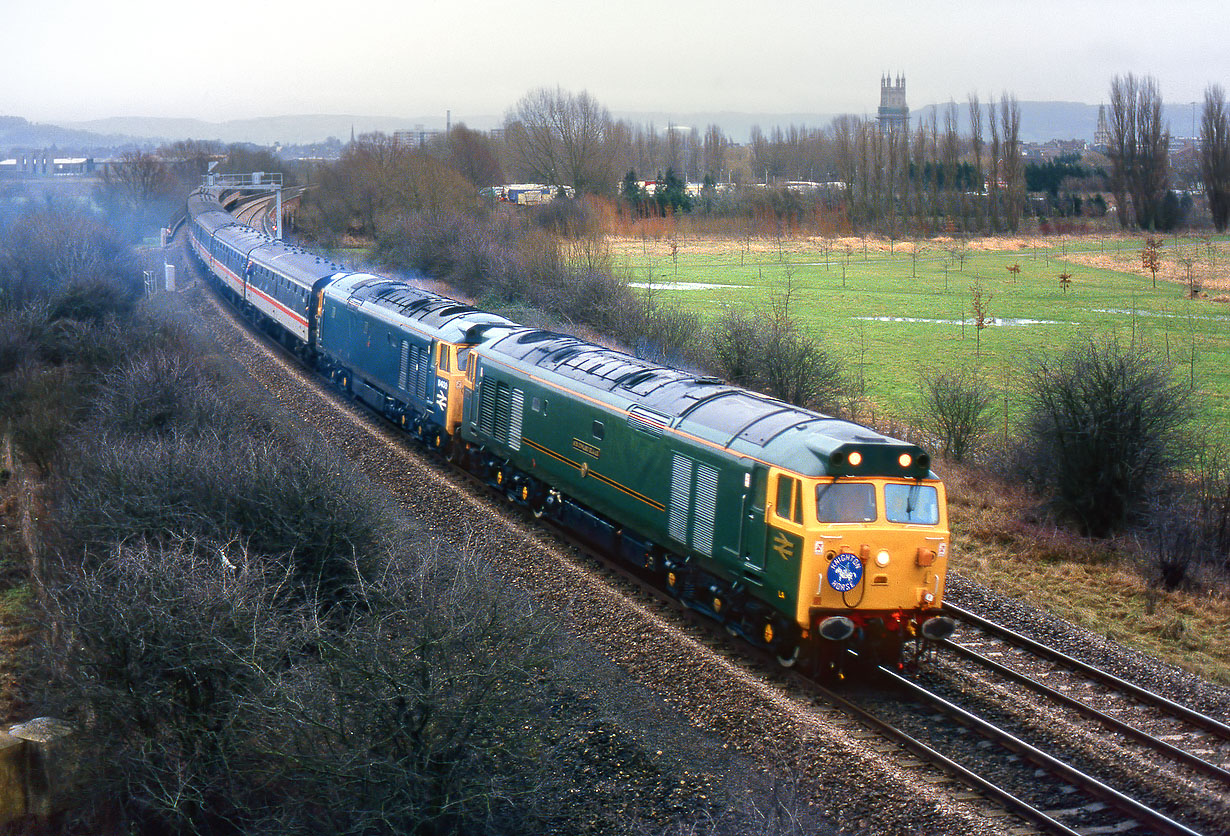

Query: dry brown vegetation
940;461;1230;684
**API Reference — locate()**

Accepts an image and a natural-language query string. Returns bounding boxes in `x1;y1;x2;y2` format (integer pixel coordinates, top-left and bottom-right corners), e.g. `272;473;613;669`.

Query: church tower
877;74;910;134
1094;104;1110;150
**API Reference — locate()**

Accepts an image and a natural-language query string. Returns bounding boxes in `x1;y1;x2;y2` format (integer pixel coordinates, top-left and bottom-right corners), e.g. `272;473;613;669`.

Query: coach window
775;475;802;524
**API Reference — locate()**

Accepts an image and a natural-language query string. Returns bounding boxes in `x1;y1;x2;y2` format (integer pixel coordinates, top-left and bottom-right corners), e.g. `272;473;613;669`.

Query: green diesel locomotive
457;326;954;672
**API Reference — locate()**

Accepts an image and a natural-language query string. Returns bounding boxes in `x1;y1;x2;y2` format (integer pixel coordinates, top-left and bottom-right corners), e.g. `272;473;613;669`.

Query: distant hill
0;115;148;154
3;102;1208;154
912;100;1200;144
62;114;500;146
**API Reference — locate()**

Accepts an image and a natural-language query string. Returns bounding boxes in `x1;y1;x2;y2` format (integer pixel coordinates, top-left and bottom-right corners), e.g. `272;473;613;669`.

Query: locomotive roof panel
481;326;932;479
324;273;515;342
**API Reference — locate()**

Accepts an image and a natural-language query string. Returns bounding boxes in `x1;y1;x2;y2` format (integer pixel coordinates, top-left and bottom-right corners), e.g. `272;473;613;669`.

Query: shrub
1139;508;1203;591
51;430;396;601
248;544;564;835
707;304;845;412
91;348;241;438
1016;336;1192;537
32;538;572;835
31;540;296;831
917;366;996;462
0;204;142;313
375;209;645;341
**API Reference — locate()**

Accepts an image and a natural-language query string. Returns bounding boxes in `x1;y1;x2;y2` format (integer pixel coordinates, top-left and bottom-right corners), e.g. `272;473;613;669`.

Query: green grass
616;234;1230;439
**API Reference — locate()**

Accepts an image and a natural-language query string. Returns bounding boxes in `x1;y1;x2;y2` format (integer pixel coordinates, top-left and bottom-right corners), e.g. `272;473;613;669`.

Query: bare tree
1141;235;1162;288
1108;74;1171;230
1000;94;1024;231
703;123;728;182
504;86;614;194
1108;74;1138;228
988;95;1002;232
447;123;505;186
1200;84;1230;232
941;102;961;227
1132;76;1171;230
968;92;984;233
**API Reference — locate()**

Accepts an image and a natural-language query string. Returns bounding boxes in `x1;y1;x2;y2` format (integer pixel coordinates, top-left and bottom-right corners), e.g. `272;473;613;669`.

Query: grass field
613;232;1230;440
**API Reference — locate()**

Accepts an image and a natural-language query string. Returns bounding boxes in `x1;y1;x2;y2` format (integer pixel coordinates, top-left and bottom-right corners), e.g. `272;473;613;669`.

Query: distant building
0;152;94;177
877;74;909;134
393;127;441;150
1094;104;1110;150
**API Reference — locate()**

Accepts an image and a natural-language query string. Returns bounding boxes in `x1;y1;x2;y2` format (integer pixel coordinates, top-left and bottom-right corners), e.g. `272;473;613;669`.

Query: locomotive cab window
438;345;451;372
775;476;803;524
885;484;939;525
816;483;877;523
592;420;605;440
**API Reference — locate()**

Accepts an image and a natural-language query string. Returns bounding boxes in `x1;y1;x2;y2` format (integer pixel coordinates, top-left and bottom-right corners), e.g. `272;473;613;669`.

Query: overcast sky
5;0;1227;124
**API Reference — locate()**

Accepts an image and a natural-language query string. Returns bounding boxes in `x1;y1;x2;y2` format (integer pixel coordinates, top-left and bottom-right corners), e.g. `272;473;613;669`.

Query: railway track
174;228;1228;836
856;664;1212;836
944;603;1230;781
820;602;1230;836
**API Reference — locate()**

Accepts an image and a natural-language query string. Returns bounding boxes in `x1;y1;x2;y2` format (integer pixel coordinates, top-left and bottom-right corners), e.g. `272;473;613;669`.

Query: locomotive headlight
875;550;891;567
898;453;912;468
848;451;863;466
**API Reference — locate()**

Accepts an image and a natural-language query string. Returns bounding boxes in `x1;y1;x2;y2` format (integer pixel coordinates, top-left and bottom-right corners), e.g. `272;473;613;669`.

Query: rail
879;665;1207;836
944;602;1230;740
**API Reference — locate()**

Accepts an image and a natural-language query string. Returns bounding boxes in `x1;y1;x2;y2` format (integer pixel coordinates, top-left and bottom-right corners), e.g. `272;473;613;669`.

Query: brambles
51;429;395;602
0;203;143;314
31;538;573;835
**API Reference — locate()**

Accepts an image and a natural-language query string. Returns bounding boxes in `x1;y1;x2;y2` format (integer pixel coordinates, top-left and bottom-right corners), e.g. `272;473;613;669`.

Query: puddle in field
1092;308;1230;321
853;315;1065;326
631;282;749;291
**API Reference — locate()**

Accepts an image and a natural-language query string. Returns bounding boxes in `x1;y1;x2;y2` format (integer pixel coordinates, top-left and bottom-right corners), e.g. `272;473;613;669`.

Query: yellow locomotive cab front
769;468;953;654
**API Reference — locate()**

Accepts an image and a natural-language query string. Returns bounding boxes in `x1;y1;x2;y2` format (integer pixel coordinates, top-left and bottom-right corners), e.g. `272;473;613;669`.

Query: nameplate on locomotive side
572;438;600;459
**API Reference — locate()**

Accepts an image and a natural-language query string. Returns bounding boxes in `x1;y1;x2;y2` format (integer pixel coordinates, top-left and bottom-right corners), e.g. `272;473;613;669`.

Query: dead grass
938;461;1230;685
